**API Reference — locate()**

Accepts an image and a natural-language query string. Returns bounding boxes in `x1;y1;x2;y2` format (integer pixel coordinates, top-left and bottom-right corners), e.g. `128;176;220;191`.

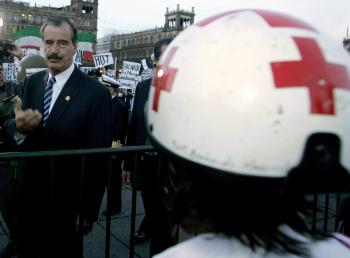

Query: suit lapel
30;71;49;113
44;67;81;128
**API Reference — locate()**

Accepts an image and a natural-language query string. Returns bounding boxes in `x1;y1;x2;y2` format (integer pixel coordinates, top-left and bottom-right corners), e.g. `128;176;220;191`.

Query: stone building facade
106;4;195;70
0;0;98;64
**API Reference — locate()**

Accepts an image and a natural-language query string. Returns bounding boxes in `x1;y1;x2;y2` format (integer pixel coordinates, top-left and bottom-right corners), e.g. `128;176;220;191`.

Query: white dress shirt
47;62;75;114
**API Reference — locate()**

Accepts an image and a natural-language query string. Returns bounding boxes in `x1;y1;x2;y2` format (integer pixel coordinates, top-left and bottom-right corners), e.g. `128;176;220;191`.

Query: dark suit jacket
4;67;112;224
111;96;129;145
124;78;152;171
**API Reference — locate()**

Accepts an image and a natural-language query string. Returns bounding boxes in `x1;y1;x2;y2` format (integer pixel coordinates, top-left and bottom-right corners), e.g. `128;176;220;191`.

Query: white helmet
146;9;350;187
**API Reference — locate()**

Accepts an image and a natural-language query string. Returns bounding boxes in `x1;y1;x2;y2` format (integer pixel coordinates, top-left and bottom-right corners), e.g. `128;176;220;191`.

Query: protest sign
2;63;20;81
93;53;114;67
141;59;148;70
106;69;115;79
141;69;154;81
74;49;84;65
80;67;95;75
117;61;141;89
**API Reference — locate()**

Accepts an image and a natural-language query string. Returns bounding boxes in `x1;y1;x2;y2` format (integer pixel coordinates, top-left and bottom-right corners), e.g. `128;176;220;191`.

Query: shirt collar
48;62;75;87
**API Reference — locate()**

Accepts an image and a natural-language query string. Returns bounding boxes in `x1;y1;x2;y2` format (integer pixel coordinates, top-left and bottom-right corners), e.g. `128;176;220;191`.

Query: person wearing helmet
16;54;48;84
145;10;350;258
0;63;23;258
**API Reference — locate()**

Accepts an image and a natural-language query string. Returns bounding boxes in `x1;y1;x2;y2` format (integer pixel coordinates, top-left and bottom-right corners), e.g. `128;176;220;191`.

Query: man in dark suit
122;38;173;255
101;78;129;215
4;17;112;258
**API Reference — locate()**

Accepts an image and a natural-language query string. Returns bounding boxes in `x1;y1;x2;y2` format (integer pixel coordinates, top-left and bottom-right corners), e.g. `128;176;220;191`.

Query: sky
26;0;350;42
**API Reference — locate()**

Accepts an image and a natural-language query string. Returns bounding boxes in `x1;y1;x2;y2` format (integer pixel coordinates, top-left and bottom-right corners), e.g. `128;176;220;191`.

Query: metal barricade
0;147;349;258
0;145;155;258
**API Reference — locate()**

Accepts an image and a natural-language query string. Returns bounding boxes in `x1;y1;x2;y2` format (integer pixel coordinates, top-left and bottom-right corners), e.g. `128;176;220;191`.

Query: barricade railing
310;193;349;235
0;145;155;258
0;147;348;257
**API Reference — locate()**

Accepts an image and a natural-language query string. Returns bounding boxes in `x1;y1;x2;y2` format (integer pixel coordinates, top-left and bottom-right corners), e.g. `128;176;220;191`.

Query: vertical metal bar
149;153;161;257
79;155;86;258
129;153;138;258
324;193;330;232
335;193;341;231
105;155;113;258
49;157;55;211
312;193;318;232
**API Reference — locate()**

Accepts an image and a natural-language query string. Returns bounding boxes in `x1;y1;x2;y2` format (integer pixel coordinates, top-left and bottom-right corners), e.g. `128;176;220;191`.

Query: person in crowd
0;44;27;258
4;17;112;258
16;54;48;84
144;9;350;258
122;38;173;253
101;77;129;216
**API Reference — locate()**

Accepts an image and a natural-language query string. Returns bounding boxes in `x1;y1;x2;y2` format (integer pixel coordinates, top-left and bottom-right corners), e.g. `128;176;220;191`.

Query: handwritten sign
74;49;84;65
93;53;114;67
2;63;20;81
141;69;154;81
117;61;141;89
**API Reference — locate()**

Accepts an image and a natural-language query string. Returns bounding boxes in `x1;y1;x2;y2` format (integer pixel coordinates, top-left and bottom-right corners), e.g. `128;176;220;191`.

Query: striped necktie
43;76;56;125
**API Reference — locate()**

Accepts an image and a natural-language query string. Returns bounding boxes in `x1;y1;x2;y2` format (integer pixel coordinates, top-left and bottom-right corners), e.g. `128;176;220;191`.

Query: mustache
47;54;62;60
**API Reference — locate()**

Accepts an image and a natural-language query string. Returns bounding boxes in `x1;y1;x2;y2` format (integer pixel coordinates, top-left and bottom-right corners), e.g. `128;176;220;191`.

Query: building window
82;6;93;14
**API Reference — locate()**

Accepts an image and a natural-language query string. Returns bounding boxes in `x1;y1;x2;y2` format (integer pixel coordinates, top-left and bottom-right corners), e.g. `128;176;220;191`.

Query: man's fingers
16;109;42;132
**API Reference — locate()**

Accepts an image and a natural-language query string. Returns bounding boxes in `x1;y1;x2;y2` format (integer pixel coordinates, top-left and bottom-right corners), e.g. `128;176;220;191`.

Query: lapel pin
65;96;71;101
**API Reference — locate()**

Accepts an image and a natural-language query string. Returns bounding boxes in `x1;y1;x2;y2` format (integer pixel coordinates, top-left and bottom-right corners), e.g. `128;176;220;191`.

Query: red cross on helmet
146;9;350;191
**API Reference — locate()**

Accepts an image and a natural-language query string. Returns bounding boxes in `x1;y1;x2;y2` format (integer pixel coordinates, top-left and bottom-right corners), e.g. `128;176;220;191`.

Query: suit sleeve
112;99;129;144
3;78;30;148
123;84;141;171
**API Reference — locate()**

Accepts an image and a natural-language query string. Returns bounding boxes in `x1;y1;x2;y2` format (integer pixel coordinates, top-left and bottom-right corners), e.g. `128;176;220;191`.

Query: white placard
117;60;141;89
74;49;84;65
141;69;154;81
117;79;137;89
80;67;95;74
141;59;148;70
93;53;114;67
2;63;20;81
122;61;141;75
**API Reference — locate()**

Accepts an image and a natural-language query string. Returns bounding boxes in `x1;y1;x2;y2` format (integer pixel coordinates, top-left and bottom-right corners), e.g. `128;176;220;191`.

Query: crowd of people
0;8;349;258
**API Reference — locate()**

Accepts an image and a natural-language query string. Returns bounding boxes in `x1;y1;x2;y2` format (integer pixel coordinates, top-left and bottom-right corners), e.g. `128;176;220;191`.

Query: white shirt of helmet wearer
154;225;350;258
